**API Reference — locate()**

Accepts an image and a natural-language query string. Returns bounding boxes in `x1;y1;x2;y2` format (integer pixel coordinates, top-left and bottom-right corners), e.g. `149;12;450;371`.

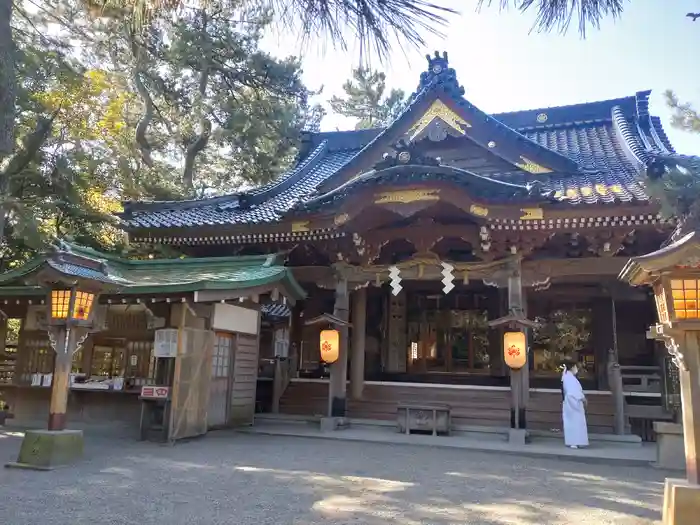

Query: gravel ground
0;428;665;525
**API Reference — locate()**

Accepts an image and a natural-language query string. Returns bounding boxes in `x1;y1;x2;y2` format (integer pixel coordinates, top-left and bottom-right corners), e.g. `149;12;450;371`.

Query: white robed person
561;362;589;448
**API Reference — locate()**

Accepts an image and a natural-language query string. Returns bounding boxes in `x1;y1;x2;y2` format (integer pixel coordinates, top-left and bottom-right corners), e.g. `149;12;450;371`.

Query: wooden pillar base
663;478;700;525
47;412;67;431
330;396;346;418
510;408;527;430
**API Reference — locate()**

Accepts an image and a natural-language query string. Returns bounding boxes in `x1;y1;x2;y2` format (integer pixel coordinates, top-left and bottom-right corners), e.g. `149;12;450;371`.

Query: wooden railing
620;365;662;394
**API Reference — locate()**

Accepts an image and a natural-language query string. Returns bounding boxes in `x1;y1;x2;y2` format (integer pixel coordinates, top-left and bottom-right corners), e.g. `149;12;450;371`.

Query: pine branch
272;0;456;60
478;0;626;36
182;9;212;193
93;0;455;60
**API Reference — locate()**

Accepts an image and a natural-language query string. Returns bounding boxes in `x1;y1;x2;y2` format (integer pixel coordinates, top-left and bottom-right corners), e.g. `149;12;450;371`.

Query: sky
262;1;700;155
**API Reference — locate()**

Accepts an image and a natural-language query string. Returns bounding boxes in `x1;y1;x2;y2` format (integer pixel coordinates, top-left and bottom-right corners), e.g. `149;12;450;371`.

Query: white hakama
562;371;589;447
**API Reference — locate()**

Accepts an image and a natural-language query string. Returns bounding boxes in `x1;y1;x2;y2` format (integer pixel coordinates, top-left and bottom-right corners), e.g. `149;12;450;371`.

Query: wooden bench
397;404;451;436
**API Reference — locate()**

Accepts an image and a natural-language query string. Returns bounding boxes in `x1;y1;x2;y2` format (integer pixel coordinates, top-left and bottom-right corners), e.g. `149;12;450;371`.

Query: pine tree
329;68;406;129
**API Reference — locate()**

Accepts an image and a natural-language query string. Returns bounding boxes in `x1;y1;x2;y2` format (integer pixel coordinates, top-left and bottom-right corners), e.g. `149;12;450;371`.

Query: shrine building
0;51;694;440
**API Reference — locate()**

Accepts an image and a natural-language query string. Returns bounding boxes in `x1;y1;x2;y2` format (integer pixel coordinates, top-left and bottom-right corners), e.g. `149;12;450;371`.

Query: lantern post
619;231;700;524
45;285;103;430
5;243;120;470
305;313;353;430
489;311;541;445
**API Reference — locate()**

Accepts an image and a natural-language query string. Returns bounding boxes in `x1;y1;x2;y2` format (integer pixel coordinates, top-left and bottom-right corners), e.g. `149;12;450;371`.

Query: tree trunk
0;0;14;156
0;0;15;244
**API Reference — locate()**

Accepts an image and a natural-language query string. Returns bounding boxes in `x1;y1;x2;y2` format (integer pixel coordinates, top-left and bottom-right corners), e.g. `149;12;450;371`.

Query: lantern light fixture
319;328;340;364
49;287;97;325
503;331;527;370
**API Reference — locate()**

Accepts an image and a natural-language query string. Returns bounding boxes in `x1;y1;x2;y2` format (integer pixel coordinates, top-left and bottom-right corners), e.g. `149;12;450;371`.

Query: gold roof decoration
407;99;471;141
374;189;440;205
516;156;553;174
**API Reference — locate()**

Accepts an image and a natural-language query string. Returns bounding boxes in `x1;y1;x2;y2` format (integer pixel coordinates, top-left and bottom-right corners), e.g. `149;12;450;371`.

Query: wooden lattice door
208;333;233;428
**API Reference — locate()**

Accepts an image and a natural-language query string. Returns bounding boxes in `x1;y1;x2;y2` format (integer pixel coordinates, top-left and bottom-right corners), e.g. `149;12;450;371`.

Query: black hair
560;361;577;400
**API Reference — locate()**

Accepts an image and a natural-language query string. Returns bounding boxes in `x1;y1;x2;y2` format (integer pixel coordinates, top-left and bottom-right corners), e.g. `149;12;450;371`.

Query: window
212;334;233;378
90;346;121;377
0;318;21;385
274;327;289;358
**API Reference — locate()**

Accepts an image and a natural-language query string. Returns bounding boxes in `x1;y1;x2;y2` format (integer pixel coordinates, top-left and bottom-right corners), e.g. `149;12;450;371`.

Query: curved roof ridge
297;162;544;212
494;94;638;120
318;51;583;190
633;91;656;152
406;52;581;172
611;105;649;166
649;116;676;154
633;90;673;156
121;141;329;216
122;192;241;215
647;117;672;154
243;140;329;205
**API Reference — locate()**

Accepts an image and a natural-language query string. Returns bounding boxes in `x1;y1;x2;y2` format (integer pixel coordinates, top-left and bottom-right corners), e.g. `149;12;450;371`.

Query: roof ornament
373;139;441;171
49;237;74;254
417;51;465;97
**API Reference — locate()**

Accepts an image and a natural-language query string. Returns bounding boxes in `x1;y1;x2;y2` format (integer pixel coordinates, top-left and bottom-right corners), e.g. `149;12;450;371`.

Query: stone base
663;478;700;525
320;417;349;432
508;428;529;445
654;422;686;471
5;429;84;471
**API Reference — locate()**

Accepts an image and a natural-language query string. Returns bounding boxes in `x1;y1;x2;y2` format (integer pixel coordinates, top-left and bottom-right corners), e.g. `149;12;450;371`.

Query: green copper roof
0;244;306;300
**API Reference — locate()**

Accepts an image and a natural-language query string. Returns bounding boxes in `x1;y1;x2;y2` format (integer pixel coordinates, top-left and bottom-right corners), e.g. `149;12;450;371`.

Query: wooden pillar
508;263;528;429
329;277;349;417
351;287;367;400
607;348;627;435
48;327;72;431
289;300;304;373
592;297;615;390
0;317;6;357
680;331;700;485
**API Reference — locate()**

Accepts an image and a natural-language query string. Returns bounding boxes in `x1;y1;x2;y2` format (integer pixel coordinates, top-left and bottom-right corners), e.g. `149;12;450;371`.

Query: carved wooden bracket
646;323;688;372
588;230;631;257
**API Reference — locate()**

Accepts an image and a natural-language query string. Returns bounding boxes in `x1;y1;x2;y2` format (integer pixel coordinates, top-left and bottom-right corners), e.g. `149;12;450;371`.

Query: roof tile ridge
611;105;650;166
243;141;329;206
472;103;580;171
302;162;546;211
649;117;675;154
493;93;639;119
121;192;242;215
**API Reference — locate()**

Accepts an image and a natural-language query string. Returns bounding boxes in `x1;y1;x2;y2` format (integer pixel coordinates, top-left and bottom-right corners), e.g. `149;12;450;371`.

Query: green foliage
94;0;454;61
0;0;329;272
2;1;181;272
641;91;700;224
665;90;700;135
133;6;325;194
646;162;700;220
329;67;406;129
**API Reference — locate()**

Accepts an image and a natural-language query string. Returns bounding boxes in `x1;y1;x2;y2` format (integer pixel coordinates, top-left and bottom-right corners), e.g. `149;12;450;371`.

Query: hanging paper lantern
319;329;340;363
503;331;527;369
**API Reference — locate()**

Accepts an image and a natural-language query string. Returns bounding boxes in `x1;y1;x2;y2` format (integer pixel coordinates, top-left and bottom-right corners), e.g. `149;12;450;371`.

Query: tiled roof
121;52;698;231
0;244;306;300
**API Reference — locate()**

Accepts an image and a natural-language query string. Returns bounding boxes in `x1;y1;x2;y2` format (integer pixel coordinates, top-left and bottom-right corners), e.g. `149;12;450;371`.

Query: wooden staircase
279;380;618;434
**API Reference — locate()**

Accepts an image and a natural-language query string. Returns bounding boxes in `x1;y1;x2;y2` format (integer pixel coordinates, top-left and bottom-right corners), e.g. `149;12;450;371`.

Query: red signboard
140;385;170;399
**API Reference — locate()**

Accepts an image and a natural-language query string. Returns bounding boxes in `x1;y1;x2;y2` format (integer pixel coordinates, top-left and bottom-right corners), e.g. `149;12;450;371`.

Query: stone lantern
6;243;121;469
619;231;700;524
